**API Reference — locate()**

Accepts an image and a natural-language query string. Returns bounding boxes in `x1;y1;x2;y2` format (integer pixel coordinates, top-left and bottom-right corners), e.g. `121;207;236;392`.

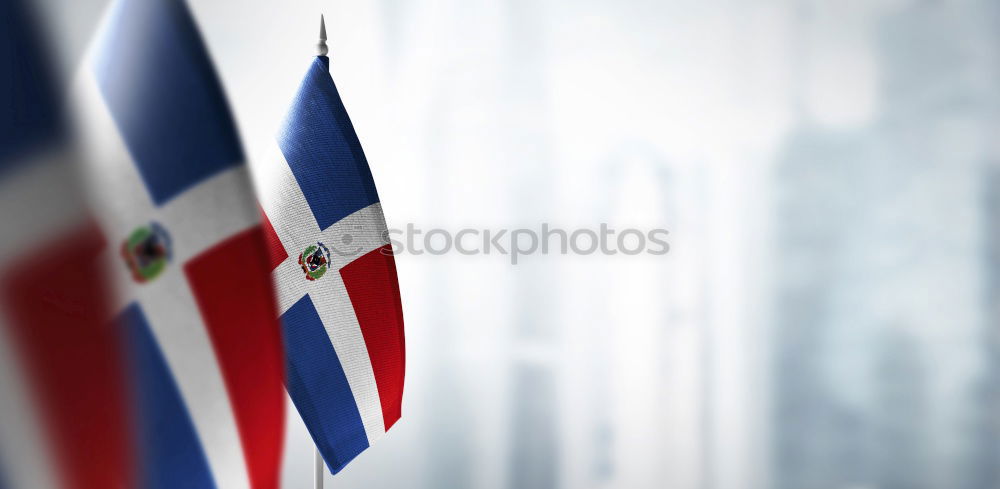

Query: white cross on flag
73;0;286;488
257;52;405;474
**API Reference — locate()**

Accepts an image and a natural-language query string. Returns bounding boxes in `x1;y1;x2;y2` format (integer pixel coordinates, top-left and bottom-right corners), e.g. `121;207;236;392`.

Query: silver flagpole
318;14;329;57
313;16;329;489
314;447;324;489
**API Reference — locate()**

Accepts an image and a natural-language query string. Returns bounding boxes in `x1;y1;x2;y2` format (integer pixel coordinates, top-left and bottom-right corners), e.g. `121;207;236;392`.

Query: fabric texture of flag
73;0;286;488
258;54;405;474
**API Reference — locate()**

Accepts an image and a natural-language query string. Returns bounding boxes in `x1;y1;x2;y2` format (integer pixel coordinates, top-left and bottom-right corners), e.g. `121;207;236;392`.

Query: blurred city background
24;0;1000;488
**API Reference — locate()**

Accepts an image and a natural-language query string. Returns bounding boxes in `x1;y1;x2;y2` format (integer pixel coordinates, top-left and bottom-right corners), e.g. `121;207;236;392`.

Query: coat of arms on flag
257;16;406;476
2;4;405;487
73;0;287;487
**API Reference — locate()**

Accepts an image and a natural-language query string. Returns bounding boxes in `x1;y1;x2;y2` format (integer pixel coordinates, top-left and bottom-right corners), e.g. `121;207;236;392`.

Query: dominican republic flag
258;52;405;473
72;0;285;488
0;1;131;488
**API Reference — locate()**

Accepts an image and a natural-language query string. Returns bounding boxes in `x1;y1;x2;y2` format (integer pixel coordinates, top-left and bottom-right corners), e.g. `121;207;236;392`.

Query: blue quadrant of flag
0;0;64;170
281;295;370;472
92;0;244;206
119;304;217;489
277;57;380;231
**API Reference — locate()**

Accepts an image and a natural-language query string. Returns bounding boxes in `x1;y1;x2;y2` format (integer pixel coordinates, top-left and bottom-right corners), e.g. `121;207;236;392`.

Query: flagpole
314;447;324;489
312;18;329;489
317;14;329;57
311;16;332;489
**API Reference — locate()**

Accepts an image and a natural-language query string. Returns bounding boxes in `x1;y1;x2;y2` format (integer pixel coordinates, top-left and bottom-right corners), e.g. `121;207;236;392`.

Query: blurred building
772;1;1000;488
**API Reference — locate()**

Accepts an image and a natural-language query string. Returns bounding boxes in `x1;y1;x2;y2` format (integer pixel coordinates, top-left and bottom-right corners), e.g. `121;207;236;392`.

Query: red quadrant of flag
185;226;285;489
259;209;288;271
339;245;405;430
1;222;135;489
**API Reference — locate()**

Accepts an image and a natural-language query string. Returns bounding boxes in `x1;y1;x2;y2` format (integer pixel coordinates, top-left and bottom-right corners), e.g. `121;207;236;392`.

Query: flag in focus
258;17;406;475
72;0;285;488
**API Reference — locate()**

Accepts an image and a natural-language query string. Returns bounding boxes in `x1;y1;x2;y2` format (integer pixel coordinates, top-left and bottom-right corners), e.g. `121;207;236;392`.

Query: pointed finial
317;15;329;57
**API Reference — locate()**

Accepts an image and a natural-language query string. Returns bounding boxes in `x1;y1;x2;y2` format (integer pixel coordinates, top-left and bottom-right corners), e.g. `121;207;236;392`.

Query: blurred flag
72;0;285;488
0;1;133;488
258;24;405;474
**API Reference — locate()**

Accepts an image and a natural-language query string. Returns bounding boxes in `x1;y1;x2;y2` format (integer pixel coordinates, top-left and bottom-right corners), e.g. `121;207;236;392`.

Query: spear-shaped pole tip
317;15;329;56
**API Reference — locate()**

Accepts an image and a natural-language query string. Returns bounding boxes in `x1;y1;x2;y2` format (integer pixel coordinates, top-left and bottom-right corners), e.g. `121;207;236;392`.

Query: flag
72;0;285;488
0;1;132;488
258;47;405;473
